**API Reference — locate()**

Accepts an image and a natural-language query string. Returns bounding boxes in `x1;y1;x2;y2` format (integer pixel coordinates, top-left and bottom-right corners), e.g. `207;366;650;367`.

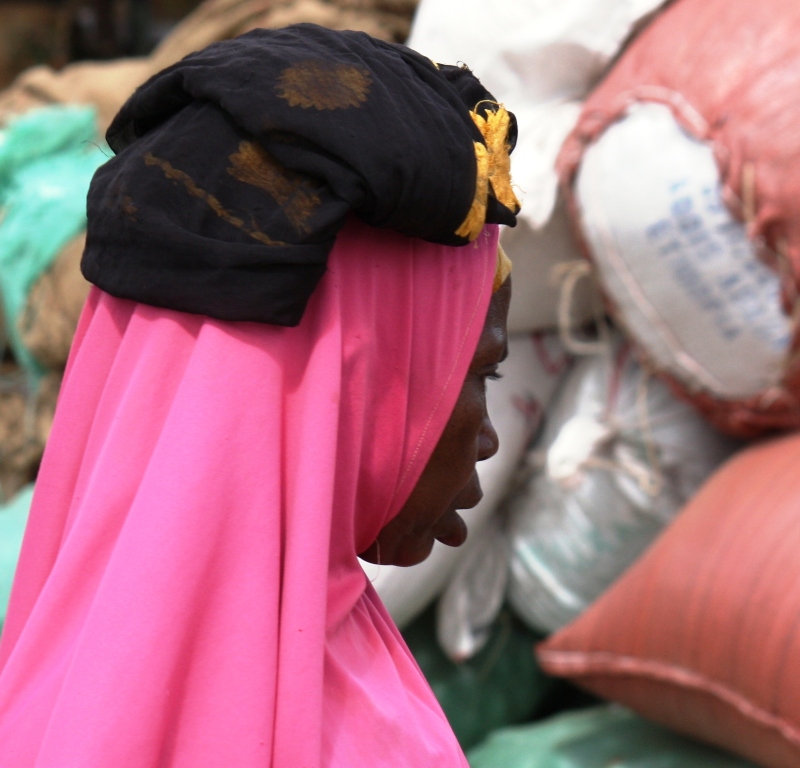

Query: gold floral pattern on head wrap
493;243;512;292
227;141;321;234
456;104;521;241
276;61;372;110
87;26;520;327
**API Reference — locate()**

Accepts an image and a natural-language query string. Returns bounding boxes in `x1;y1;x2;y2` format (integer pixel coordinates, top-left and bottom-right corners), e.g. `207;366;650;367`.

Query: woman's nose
478;415;499;462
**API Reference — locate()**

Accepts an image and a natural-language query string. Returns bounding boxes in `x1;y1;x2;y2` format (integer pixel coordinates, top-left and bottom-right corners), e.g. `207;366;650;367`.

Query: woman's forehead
474;280;510;364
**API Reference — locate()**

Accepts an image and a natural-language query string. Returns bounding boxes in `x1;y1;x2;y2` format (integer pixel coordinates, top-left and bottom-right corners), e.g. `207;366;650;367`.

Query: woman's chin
433;509;468;548
360;508;470;567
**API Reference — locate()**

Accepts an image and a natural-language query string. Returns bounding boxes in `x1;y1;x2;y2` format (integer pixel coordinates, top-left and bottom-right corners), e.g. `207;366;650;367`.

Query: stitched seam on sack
538;650;800;748
609;86;710;138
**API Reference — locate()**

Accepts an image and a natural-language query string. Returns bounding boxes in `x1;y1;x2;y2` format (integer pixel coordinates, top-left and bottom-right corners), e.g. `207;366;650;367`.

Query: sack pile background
3;1;800;766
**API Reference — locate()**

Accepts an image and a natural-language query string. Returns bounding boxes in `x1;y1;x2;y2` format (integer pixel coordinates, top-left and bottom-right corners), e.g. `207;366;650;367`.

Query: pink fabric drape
0;219;499;767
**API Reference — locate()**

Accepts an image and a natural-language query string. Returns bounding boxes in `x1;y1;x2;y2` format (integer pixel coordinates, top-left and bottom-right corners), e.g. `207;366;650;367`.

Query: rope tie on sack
545;431;662;497
553;259;611;356
542;355;663;498
741;161;757;230
777;238;799;308
634;366;664;496
742;167;798;406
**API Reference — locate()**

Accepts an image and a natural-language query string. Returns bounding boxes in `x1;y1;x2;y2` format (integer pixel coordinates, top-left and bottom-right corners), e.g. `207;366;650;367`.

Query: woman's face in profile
360;278;511;567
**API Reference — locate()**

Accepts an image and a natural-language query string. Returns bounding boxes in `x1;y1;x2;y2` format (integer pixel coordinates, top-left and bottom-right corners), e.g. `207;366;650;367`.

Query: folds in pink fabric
0;219;499;767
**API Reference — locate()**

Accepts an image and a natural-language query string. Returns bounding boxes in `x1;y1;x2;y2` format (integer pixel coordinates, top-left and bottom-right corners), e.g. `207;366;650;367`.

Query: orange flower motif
276;61;372;111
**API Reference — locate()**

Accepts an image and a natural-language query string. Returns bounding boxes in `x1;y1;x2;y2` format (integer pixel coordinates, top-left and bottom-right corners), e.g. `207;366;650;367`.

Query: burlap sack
0;2;66;91
18;233;90;371
0;58;153;132
151;0;417;71
0;367;61;499
0;0;419;132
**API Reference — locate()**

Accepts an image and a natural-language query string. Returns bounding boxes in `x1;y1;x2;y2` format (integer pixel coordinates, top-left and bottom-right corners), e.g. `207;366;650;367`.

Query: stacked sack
401;0;800;765
505;333;737;635
558;0;800;436
531;1;800;766
537;432;800;767
468;707;756;768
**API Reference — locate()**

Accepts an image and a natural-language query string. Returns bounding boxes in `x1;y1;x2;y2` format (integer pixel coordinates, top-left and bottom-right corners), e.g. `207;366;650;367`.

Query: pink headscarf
0;218;499;767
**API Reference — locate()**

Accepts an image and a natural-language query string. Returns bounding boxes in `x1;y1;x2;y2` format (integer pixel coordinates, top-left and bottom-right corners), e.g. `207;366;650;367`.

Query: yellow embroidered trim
493;243;512;292
455;104;521;241
455;141;489;240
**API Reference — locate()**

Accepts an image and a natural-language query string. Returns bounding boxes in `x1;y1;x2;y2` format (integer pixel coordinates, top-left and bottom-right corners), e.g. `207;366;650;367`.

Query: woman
0;24;517;767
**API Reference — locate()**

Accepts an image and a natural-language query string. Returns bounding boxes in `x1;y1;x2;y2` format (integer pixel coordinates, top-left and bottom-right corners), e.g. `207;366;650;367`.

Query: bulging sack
558;0;800;436
507;334;736;634
537;431;800;768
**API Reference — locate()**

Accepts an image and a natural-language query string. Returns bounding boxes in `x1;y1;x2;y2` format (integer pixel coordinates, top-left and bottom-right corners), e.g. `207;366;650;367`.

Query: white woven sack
507;333;738;634
575;102;792;400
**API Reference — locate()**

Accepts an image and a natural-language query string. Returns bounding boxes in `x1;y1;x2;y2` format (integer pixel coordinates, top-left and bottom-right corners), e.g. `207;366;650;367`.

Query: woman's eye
479;370;502;391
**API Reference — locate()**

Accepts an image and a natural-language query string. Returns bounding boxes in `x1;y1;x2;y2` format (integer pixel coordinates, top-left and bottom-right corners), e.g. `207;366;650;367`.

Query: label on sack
576;102;791;399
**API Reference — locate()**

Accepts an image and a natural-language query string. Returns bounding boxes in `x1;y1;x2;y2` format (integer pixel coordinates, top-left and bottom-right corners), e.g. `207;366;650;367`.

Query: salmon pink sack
538;431;800;768
558;0;800;436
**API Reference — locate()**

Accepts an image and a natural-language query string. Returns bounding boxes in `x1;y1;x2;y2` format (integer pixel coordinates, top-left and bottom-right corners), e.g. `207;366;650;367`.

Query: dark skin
359;278;511;567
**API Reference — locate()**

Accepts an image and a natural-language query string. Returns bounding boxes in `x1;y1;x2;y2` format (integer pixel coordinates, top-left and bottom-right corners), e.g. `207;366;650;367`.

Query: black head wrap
82;24;520;325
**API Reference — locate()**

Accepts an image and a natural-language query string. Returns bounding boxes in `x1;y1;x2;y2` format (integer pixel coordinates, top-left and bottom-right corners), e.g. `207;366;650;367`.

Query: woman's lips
433;472;483;548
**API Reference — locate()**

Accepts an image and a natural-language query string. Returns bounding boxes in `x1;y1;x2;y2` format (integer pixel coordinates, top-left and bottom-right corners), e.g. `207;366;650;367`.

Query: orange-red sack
558;0;800;437
537;431;800;768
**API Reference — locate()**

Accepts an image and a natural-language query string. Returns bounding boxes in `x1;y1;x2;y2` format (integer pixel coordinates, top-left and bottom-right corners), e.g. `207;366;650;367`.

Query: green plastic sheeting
467;706;758;768
0;484;33;631
0;106;107;377
402;605;554;750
